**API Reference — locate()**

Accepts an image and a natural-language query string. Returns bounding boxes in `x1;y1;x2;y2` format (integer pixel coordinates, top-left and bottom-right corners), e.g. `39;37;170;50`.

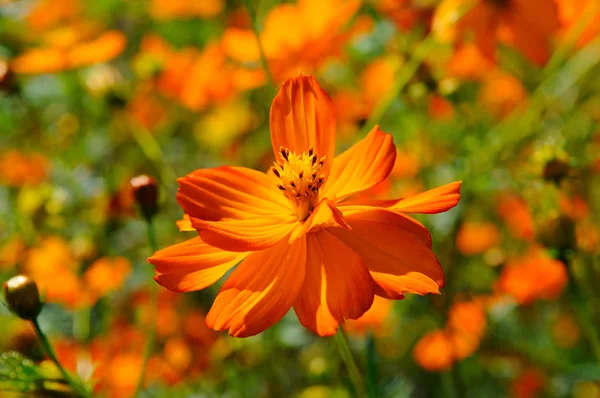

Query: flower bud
537;215;576;252
3;275;43;320
130;174;159;221
0;60;16;94
543;158;570;184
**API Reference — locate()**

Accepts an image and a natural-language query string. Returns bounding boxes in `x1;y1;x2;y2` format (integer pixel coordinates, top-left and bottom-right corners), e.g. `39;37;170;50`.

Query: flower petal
289;199;350;243
177;166;297;251
331;209;444;297
205;235;307;337
321;126;396;202
270;75;336;175
191;216;297;252
148;237;246;292
389;181;462;214
294;231;375;336
177;166;293;221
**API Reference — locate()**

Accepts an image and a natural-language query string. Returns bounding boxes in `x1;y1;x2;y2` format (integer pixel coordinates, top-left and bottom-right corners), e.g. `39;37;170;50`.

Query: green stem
131;125;177;190
365;333;378;398
334;328;367;398
32;319;90;397
134;219;159;397
566;266;600;363
244;0;276;91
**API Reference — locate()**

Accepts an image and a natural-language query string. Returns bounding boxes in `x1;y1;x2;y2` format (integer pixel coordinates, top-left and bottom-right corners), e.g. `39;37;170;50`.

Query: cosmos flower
433;0;560;66
148;74;461;337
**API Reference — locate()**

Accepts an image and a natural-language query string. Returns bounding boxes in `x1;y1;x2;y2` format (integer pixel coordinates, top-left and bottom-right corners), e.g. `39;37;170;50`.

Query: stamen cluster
272;146;326;219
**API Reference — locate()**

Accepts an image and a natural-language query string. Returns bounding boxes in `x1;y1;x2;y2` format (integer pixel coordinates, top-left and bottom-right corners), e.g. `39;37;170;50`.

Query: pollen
272;146;326;220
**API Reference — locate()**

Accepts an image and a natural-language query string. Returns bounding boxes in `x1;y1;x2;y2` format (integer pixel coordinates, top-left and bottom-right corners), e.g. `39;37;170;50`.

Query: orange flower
26;0;80;31
433;0;560;66
148;75;461;337
376;0;433;31
149;0;223;20
413;330;455;371
479;70;528;117
23;237;91;309
344;295;394;336
83;256;131;298
414;299;486;371
135;36;263;112
496;247;568;304
446;43;494;80
497;194;535;241
557;0;600;48
0;150;50;187
512;369;546;398
222;0;361;82
11;30;126;74
456;222;501;255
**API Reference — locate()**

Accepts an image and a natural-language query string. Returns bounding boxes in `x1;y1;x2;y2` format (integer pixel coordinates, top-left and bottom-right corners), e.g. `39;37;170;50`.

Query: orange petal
270;75;336;176
67;30;126;69
221;28;260;62
321;126;396;202
294;231;375;336
177;166;297;251
389;181;462;214
11;48;66;74
289;199;350;243
331;209;444;297
148;237;246;292
191;216;297;252
206;235;307;337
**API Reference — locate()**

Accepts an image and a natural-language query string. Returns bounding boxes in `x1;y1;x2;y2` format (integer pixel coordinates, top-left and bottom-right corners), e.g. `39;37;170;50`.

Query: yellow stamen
272;146;326;220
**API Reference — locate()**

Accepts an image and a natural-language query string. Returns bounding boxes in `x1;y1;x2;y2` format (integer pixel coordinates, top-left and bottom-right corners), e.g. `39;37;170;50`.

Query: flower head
148;74;461;337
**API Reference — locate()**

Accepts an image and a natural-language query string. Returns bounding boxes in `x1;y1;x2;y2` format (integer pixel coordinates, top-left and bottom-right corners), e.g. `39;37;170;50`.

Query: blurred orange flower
344;296;394;336
12;26;126;75
414;299;486;371
24;237;131;309
512;369;546;398
434;0;560;66
24;237;90;309
479;70;528;117
26;0;80;31
83;256;131;298
149;74;461;337
0;238;27;270
222;0;361;82
557;0;600;47
497;194;535;241
456;222;501;255
135;35;263;112
496;247;568;304
413;329;455;371
149;0;223;20
376;0;433;31
446;43;494;80
0;150;50;187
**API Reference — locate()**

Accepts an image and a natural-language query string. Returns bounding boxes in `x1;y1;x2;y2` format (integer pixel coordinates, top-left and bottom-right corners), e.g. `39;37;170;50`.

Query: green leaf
0;351;78;397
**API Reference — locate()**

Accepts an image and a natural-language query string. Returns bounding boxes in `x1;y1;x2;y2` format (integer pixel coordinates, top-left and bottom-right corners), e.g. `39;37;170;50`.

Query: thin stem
365;333;378;398
566;266;600;362
244;0;276;90
334;328;366;398
32;319;90;397
134;219;159;397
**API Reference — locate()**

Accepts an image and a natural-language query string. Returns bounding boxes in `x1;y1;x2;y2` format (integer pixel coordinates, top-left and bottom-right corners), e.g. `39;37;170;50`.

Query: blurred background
1;0;600;397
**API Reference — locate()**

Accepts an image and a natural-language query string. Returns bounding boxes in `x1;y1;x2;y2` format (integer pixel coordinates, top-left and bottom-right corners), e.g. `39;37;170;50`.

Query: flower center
272;146;326;220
